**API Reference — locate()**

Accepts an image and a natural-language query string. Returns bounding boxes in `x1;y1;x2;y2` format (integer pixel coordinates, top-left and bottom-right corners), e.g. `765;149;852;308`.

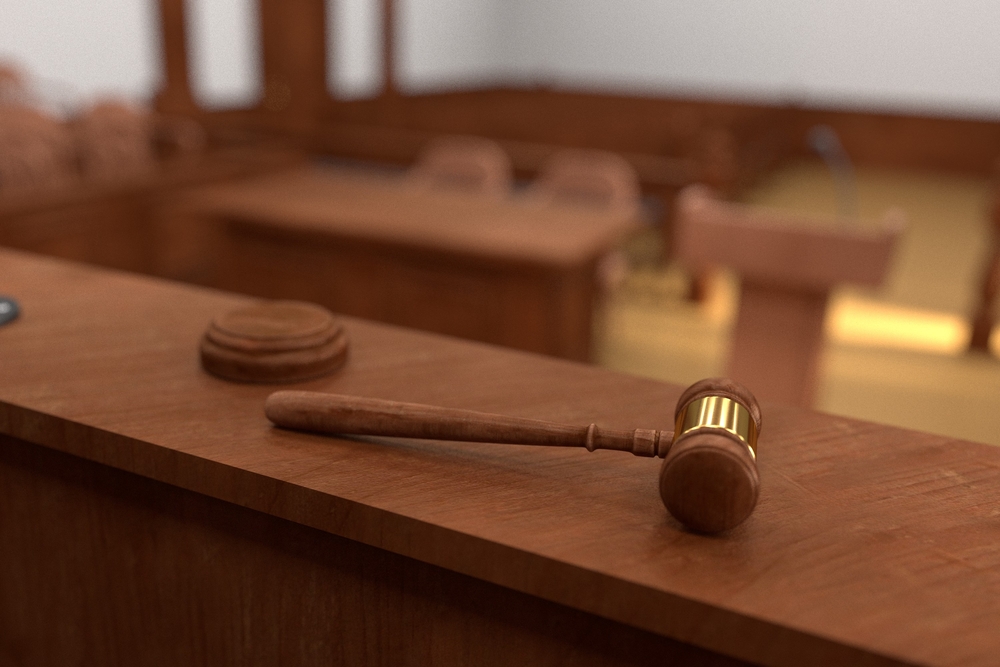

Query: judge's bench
2;248;999;667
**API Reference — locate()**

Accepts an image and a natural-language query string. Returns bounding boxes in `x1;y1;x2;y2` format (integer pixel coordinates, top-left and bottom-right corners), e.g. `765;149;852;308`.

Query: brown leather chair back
533;149;641;213
410;136;513;197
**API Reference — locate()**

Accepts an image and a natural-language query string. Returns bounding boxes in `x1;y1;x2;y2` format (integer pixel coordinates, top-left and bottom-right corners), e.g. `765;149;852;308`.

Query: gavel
264;378;761;534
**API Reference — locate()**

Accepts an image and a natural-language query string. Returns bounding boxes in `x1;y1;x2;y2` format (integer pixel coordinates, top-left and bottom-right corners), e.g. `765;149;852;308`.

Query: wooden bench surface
186;165;642;267
1;248;999;666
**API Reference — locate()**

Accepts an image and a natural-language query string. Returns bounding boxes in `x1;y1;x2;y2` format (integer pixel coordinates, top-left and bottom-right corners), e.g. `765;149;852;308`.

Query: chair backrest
410;136;513;197
0;106;77;194
73;101;156;182
0;63;29;107
674;184;905;407
533;149;641;213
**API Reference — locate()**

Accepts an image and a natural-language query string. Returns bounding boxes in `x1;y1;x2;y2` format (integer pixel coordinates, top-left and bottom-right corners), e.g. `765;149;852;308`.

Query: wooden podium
675;185;904;407
1;249;998;667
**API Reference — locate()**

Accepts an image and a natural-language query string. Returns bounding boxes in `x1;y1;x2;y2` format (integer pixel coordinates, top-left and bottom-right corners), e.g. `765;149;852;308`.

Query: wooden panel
0;433;746;666
0;195;155;274
215;212;592;359
0;147;304;277
190;165;632;359
792;108;1000;174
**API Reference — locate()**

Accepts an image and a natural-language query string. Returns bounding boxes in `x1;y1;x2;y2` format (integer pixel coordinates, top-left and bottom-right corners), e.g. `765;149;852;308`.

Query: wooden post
258;0;328;122
382;0;397;97
154;0;197;114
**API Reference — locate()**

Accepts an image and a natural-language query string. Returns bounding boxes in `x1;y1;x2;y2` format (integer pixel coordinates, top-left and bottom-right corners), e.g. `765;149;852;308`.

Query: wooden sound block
200;301;348;383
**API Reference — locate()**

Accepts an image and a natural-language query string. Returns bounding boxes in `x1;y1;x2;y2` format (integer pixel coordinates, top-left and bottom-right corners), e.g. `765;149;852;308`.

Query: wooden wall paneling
0;193;157;274
792;108;1000;175
0;433;745;667
0;146;305;279
213;218;594;359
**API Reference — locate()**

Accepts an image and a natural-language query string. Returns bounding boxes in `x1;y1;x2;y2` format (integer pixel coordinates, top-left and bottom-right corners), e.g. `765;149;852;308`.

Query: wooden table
185;165;641;361
3;249;1000;666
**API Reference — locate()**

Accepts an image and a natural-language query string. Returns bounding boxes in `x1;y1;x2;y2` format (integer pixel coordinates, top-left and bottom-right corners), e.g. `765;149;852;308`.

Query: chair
410;136;513;197
0;106;77;193
674;185;904;407
0;63;29;107
73;101;156;182
532;149;641;214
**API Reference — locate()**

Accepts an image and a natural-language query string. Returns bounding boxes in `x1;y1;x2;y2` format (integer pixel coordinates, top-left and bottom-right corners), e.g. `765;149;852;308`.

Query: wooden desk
187;165;640;361
3;249;1000;666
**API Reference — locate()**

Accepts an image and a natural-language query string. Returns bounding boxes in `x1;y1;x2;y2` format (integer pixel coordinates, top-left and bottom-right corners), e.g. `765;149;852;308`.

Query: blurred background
4;0;1000;443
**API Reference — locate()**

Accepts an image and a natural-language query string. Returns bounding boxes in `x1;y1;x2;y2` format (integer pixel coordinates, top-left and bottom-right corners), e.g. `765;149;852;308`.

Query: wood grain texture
189;165;639;360
0;433;744;667
4;249;1000;666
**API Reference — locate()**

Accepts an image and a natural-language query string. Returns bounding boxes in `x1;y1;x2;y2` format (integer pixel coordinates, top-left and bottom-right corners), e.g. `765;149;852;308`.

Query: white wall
0;0;159;114
393;0;1000;119
3;0;1000;118
187;0;263;109
327;0;384;100
395;0;511;92
523;0;1000;118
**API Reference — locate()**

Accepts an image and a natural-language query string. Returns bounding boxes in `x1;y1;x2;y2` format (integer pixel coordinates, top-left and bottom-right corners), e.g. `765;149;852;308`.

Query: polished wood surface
200;300;349;383
4;249;1000;665
0;431;740;666
675;185;904;406
189;164;640;360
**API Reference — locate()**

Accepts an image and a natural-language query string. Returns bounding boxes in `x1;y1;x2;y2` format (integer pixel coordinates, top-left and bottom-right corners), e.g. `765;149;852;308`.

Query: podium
1;249;998;666
675;185;904;407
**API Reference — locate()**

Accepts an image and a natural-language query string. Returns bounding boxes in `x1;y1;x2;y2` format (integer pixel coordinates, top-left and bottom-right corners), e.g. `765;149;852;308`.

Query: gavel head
660;378;761;534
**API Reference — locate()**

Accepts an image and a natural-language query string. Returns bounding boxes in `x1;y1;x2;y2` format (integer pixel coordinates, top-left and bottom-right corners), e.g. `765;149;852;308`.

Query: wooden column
154;0;197;114
381;0;397;97
258;0;328;122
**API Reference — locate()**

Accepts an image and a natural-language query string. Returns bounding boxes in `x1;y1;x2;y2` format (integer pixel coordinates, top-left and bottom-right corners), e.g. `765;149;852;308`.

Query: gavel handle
265;391;673;457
